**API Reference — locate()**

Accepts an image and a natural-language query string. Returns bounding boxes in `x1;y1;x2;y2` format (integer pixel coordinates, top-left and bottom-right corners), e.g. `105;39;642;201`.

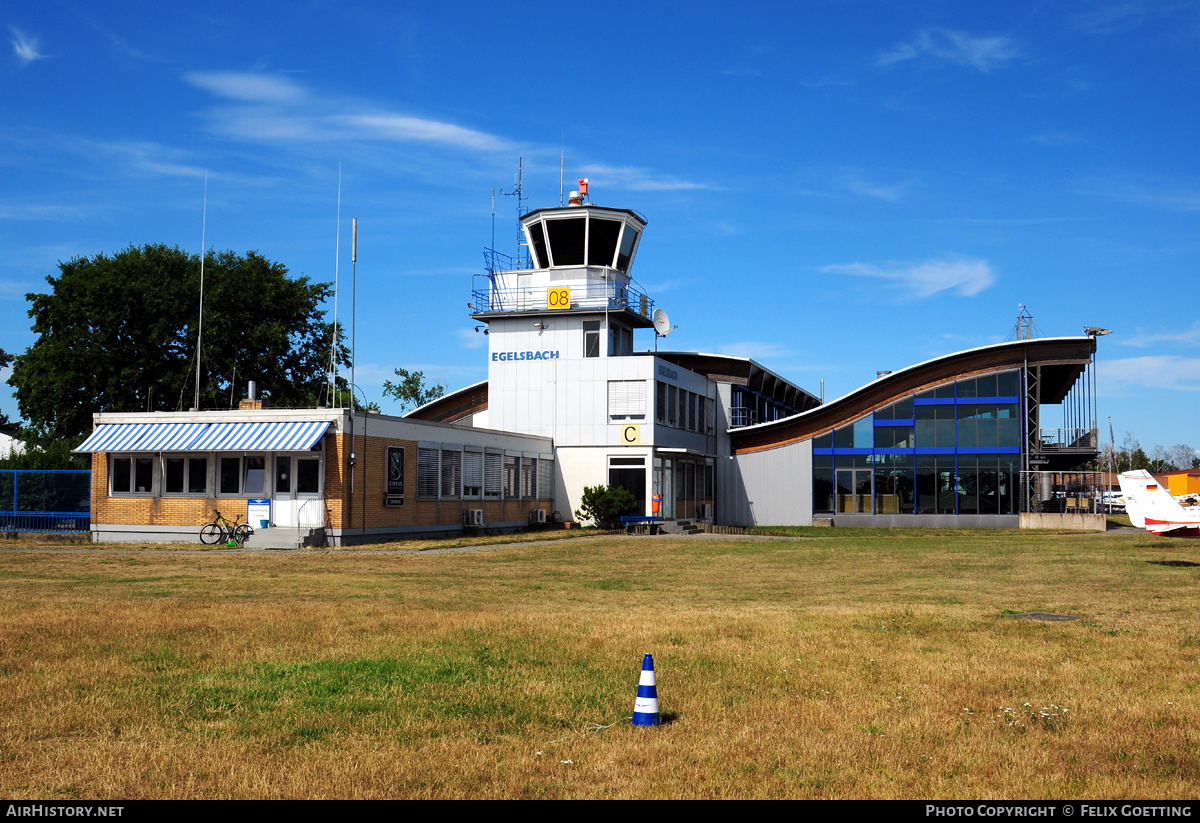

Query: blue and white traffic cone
631;653;661;726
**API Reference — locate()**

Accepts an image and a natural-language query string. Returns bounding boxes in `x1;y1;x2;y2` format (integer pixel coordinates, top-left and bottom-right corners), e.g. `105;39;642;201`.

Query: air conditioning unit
529;509;546;524
465;509;484;527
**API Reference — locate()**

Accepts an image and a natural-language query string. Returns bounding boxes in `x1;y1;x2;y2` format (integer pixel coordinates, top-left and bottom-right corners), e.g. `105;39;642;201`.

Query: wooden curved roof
405;380;488;424
731;337;1096;454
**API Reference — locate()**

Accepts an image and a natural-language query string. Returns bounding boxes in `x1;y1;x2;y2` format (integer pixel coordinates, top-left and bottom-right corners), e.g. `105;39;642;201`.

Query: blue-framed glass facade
813;370;1022;516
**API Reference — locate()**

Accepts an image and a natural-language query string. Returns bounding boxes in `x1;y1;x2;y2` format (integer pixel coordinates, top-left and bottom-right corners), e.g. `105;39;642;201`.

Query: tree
7;245;348;443
382;368;445;413
574;484;638;528
0;347;13;430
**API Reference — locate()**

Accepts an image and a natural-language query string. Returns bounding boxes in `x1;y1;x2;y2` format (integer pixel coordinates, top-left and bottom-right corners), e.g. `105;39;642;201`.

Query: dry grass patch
1;529;1198;798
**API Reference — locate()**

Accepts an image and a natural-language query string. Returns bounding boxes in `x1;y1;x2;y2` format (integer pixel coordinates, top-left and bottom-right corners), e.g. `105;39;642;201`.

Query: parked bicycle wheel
199;523;223;544
234;524;253;546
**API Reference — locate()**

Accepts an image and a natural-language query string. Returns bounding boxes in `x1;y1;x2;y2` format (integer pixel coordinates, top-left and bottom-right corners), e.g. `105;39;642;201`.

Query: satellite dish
653;308;672;336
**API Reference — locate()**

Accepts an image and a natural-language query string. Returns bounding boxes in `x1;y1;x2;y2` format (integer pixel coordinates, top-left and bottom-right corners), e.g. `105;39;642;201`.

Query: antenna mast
1014;304;1035;340
498;157;530;269
329;164;342;406
190;170;208;412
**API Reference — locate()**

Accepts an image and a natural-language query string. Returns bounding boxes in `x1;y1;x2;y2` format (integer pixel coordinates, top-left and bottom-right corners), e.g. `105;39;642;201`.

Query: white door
273;456;297;527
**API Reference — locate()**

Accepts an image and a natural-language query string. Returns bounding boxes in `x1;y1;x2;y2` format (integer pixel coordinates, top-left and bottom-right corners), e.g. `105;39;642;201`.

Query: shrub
574;485;637;528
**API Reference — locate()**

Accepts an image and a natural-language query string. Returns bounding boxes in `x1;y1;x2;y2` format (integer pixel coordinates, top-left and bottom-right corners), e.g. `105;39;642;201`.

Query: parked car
1101;491;1126;513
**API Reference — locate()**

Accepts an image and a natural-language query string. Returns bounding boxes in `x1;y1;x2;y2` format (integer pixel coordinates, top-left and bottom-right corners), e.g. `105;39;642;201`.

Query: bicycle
199;510;254;547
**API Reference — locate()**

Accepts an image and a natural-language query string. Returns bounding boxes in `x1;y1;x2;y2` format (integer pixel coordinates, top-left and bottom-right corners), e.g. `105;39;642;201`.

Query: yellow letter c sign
620;424;641;445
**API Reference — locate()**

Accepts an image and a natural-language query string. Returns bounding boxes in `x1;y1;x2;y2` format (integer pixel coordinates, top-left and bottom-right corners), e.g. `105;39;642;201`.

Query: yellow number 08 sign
548;287;571;309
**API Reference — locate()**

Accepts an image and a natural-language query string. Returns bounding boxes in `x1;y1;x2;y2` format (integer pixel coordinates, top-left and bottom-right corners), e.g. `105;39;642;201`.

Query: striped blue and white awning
75;420;331;453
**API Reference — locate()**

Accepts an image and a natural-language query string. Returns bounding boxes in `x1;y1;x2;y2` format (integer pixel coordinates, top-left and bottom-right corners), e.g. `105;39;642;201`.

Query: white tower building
461;183;818;524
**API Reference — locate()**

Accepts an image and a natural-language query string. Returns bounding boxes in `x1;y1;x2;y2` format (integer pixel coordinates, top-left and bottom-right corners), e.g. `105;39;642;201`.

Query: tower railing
1037;428;1098;453
470;275;654;317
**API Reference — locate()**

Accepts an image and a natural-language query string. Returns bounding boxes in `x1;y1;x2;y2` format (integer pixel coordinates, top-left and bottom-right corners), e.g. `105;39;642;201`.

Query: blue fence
0;470;91;534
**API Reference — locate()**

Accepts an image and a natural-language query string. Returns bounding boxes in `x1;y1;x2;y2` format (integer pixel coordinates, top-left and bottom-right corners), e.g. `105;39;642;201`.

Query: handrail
470;277;653;316
1038;428;1098;450
729;407;758;428
296;498;325;547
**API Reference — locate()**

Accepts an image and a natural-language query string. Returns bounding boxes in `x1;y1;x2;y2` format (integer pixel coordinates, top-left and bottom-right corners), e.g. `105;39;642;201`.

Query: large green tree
0;347;13;430
381;368;445;413
8;244;348;442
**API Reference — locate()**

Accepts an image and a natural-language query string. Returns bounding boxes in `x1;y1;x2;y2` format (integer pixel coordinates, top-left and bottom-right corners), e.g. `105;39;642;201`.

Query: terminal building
76;186;1104;544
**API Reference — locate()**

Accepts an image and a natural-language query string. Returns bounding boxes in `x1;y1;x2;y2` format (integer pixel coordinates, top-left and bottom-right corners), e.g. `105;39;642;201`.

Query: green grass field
0;527;1197;798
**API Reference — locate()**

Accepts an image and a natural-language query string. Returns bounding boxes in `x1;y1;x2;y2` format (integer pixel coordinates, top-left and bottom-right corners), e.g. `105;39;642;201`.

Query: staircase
658;519;704;535
244;525;327;550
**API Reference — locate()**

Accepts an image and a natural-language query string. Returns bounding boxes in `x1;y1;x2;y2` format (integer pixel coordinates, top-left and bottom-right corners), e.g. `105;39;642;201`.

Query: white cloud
0;277;34;298
1103;356;1200;392
713;341;793;362
338;113;509;152
821;255;995;298
844;175;911;202
878;29;1020;72
1094;178;1200;212
1027;132;1080;147
456;327;487;350
0;203;95;221
184;71;307;103
184;70;512;153
9;27;46;66
577;163;711;192
94;140;207;179
1122;322;1200;348
1072;3;1146;34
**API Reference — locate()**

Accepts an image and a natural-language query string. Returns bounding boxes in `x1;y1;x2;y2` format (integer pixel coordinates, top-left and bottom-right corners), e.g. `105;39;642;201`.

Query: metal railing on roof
471;277;654;317
1038;428;1098;452
729;407;758;428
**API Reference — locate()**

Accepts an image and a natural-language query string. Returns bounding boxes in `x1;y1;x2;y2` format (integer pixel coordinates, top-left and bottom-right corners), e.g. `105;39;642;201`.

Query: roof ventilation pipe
248;380;257;401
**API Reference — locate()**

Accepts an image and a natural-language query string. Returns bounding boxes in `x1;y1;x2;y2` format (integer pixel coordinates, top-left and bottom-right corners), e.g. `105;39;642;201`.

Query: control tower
469;182;656;441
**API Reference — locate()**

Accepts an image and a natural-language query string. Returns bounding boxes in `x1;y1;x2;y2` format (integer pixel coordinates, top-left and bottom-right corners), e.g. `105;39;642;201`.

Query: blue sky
2;1;1199;452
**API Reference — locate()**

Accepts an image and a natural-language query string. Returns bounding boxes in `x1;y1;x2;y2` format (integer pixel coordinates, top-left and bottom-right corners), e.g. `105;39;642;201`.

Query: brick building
78;404;553;546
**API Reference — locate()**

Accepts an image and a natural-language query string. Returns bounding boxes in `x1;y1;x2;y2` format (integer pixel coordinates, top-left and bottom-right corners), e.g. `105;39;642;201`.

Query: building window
111;455;154;495
584;321;601;358
243;456;268;496
528;220;548;268
165;456;208;495
521;457;537;499
417;448;439;499
440;450;462;499
589;218;622;267
463;449;483;498
484;451;502;498
544;217;586;266
503;455;519;498
616;225;639;273
296;457;321;494
537;458;553;501
608;380;647;421
609;324;633;357
219;457;241;495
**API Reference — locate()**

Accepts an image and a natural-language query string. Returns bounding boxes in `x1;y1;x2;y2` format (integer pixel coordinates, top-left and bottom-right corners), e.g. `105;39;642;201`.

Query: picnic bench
620;515;660;535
